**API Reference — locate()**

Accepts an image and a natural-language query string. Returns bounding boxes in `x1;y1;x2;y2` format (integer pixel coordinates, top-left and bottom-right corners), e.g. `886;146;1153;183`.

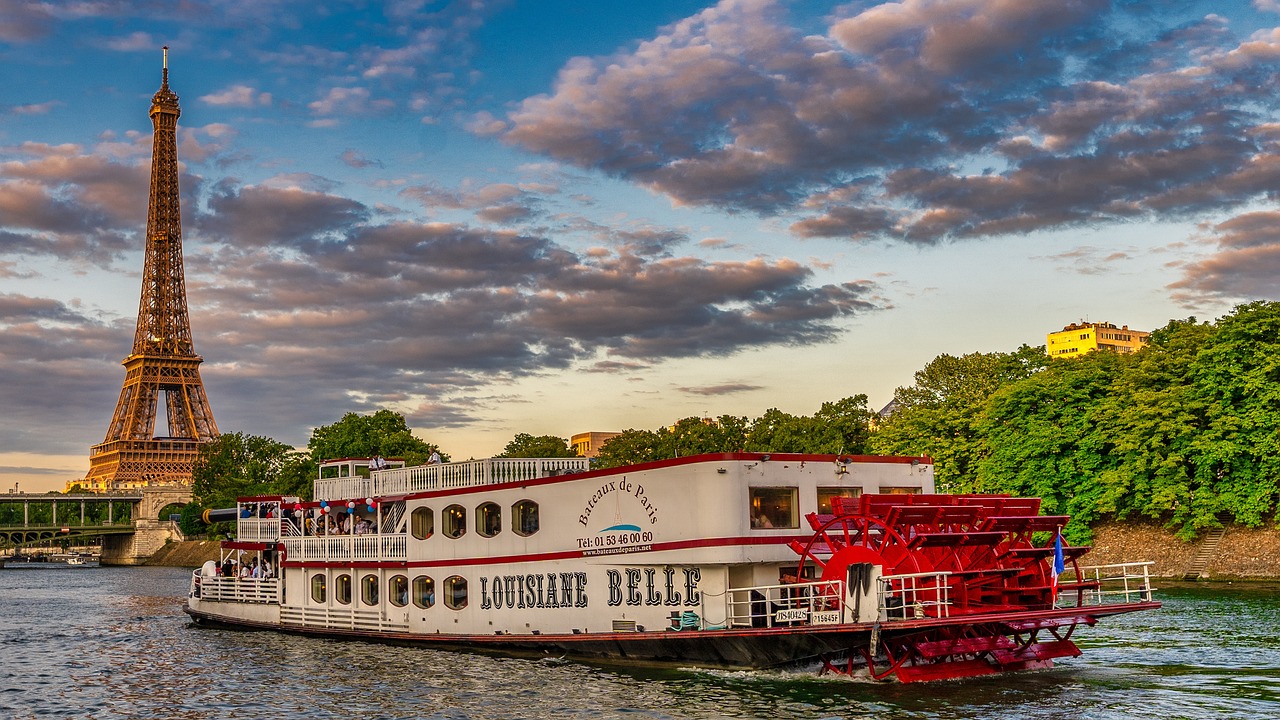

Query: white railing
1062;561;1156;605
281;534;408;562
313;457;591;502
279;606;409;633
192;574;280;604
877;571;952;620
237;518;285;542
724;580;846;628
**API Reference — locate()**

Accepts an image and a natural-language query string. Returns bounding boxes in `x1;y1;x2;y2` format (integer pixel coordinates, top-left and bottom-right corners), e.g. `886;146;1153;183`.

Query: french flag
1050;531;1065;602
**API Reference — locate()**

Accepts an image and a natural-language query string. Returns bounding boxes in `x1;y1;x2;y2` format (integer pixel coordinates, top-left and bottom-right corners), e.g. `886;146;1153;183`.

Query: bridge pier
98;486;192;565
100;519;177;565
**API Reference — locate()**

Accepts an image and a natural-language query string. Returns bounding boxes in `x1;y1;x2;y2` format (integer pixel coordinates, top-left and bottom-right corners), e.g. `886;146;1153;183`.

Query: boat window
476;502;501;538
878;487;922;495
818;487;862;514
444;575;468;610
412;576;435;609
512;500;539;537
335;574;352;605
749;487;799;529
411;506;434;540
361;574;380;606
443;504;467;539
310;574;326;604
388;575;408;608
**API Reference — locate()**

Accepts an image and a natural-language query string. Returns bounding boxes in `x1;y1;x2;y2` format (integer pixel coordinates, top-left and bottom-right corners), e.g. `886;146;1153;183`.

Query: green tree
594;416;749;469
743;397;872;454
977;350;1123;543
1187;302;1280;531
191;432;306;510
496;433;579;458
594;428;667;468
666;415;749;457
870;346;1047;491
307;410;444;466
1090;317;1214;536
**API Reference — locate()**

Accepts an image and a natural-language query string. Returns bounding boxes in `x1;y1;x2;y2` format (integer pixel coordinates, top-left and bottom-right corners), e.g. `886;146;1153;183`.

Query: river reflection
1;568;1276;719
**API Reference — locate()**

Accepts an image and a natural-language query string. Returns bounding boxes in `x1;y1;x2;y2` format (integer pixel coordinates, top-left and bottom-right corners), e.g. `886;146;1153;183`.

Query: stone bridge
0;486;191;565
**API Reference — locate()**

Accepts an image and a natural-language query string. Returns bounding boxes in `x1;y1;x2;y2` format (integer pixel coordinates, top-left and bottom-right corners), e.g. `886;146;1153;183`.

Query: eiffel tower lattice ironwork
82;48;219;492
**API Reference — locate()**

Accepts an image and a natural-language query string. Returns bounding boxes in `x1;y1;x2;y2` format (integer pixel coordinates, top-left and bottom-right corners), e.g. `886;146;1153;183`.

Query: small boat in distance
185;452;1159;681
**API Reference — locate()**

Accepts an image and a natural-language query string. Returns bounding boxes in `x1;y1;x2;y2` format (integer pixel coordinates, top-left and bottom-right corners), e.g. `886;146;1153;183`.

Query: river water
0;566;1276;719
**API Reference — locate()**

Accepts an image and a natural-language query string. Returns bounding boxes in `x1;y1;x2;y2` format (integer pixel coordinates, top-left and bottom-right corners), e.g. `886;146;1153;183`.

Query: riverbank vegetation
187;302;1279;544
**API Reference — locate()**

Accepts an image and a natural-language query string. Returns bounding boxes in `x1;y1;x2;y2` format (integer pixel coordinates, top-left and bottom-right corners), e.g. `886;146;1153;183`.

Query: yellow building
571;431;620;458
1047;321;1150;358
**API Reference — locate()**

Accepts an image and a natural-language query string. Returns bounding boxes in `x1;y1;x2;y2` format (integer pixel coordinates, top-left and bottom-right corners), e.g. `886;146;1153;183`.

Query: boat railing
281;534;408;562
237;517;286;542
1061;561;1156;606
724;580;846;628
877;571;952;620
191;571;280;604
313;457;591;502
279;605;409;634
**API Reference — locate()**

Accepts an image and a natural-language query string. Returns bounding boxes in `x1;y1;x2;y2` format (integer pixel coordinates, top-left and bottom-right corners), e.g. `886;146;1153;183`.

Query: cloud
104;30;154;51
0;293;129;454
1169;211;1280;303
340;149;382;169
504;0;1280;246
200;85;272;107
401;181;540;225
9;101;60;116
0;1;54;42
678;383;764;396
149;176;883;447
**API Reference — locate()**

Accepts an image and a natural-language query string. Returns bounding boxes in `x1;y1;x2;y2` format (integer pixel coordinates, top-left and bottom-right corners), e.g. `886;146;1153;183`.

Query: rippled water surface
1;567;1277;719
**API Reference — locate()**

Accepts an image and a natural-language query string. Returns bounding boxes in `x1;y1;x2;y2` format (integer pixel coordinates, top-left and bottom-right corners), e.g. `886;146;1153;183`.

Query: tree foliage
190;410;442;530
496;433;579;458
594;401;873;469
307;410;444;466
872;303;1280;540
869;347;1046;492
191;432;308;510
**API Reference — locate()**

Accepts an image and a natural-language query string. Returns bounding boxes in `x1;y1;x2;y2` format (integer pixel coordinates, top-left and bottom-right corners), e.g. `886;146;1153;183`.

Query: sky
2;0;1279;493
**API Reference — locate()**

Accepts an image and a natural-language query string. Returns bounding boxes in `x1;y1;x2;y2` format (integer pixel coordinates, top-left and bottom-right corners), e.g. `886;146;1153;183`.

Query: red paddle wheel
789;493;1098;682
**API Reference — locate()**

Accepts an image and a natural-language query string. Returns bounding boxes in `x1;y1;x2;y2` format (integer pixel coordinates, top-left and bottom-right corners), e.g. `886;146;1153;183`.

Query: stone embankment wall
144;539;222;567
1086;522;1280;579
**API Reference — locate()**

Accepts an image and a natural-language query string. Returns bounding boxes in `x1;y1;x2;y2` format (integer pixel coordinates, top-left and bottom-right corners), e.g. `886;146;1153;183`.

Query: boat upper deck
314;457;591;502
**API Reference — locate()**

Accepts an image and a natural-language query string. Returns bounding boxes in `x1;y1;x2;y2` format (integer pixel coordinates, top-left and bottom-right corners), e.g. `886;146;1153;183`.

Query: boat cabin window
413;576;435;609
335;574;352;605
310;574;326;604
477;502;501;538
878;487;922;495
411;507;434;540
512;500;539;537
361;574;379;606
818;487;862;514
389;575;408;607
443;504;467;539
750;487;799;529
444;576;468;610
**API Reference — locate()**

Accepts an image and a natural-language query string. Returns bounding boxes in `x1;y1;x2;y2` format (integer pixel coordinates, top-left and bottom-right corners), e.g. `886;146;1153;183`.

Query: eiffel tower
80;48;219;492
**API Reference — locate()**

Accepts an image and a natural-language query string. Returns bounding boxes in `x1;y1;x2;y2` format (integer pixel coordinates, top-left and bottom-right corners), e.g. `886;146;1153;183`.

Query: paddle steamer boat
185;452;1159;681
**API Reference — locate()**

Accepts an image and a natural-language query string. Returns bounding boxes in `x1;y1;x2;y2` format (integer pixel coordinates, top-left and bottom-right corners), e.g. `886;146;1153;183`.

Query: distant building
1047;321;1150;359
869;399;899;429
571;431;621;458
